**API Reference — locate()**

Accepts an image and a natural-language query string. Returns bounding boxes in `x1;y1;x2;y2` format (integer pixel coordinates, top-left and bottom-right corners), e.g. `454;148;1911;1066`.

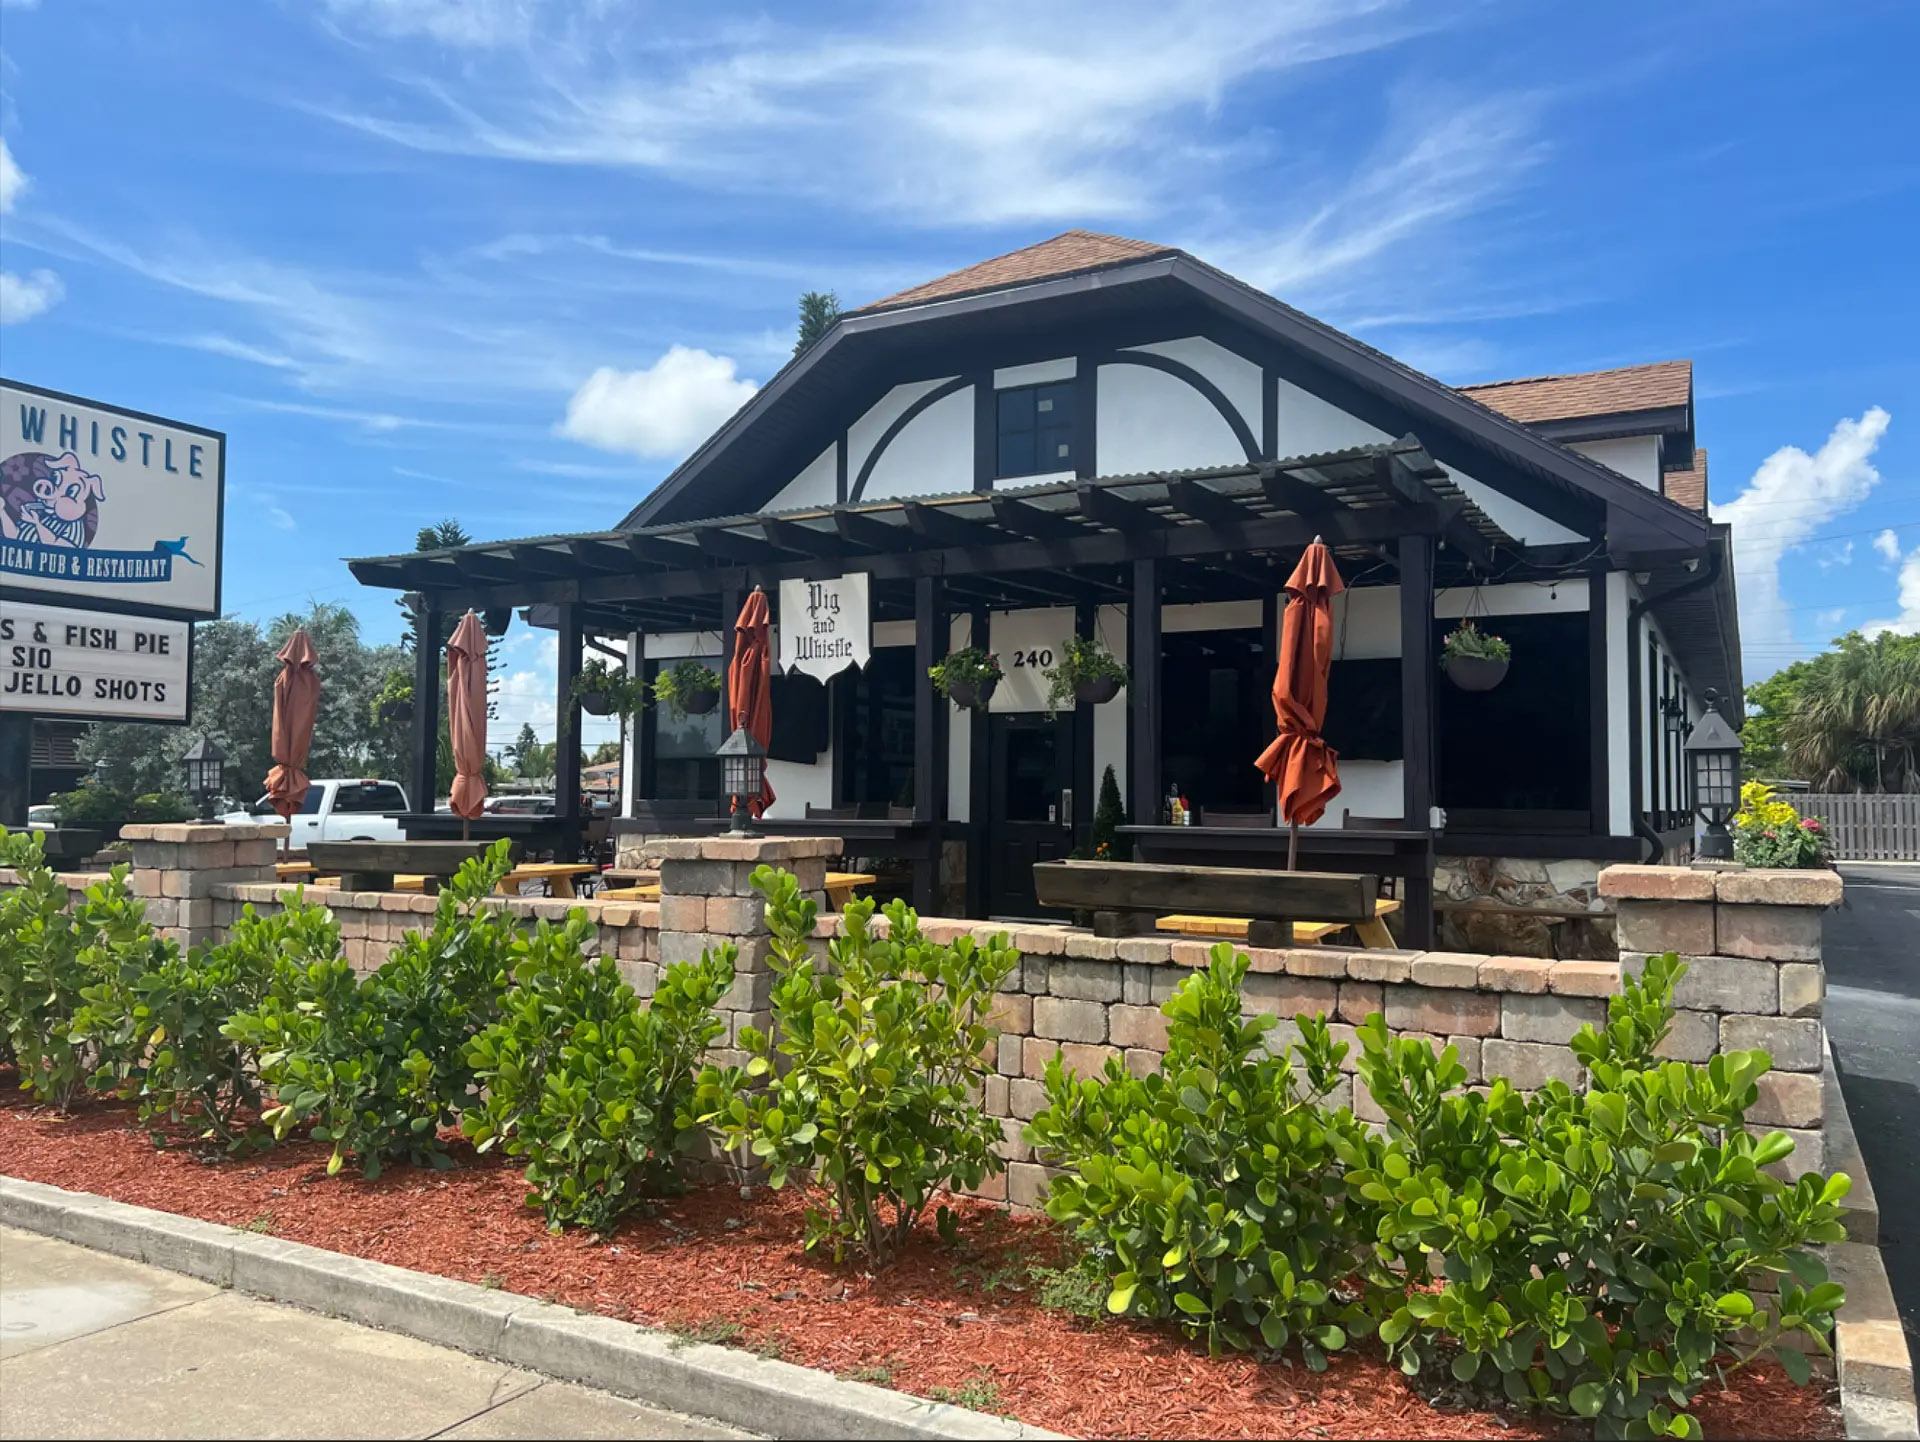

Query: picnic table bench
597;871;879;910
1032;860;1379;948
306;840;513;895
1156;896;1401;948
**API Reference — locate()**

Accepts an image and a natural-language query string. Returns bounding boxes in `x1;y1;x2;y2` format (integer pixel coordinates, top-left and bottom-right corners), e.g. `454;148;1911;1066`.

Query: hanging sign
1;379;224;619
778;572;870;680
1;598;191;723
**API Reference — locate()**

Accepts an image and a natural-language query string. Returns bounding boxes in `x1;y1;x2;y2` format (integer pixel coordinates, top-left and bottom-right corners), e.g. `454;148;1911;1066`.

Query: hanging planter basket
1444;654;1509;692
1074;676;1122;706
680;686;721;716
578;691;616;716
948;675;999;710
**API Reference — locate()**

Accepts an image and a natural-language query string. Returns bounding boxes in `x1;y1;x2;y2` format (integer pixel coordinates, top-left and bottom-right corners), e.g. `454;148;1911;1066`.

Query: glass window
996;381;1075;480
1436;611;1588;813
1161;629;1267;812
334;782;406;813
844;646;917;807
652;654;725;801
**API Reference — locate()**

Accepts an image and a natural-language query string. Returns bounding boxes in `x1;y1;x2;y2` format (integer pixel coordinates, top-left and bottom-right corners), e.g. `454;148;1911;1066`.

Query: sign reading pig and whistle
778;572;870;681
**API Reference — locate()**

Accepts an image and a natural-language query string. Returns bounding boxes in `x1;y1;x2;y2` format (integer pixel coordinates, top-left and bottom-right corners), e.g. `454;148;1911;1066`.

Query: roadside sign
0;598;191;724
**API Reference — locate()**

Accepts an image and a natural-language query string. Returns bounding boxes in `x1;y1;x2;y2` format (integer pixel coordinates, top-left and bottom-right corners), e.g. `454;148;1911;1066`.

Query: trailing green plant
691;867;1018;1266
462;919;731;1232
1341;953;1849;1439
653;659;721;719
927;646;1002;698
224;840;521;1178
1441;620;1511;663
0;840;155;1108
74;898;343;1150
571;658;648;718
1043;635;1128;714
1025;944;1370;1367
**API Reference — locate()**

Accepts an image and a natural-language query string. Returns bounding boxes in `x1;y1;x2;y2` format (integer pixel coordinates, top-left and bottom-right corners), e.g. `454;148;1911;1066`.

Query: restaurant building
348;232;1739;954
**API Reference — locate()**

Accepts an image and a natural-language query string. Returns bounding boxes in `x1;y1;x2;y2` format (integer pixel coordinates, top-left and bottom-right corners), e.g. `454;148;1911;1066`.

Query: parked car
220;778;411;850
26;804;58;831
485;794;557;815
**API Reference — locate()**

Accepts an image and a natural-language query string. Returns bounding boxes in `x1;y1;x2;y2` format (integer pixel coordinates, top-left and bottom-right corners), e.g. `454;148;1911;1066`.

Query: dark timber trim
972;376;994;492
849;376;971;503
409;602;441;816
965;607;991;917
553;603;583;858
1589;567;1611;836
913;576;942;910
1074;352;1098;480
1397;535;1436;948
834;435;848;505
1260;590;1279;814
1261;365;1279;460
1073;601;1097;852
1130;558;1163;826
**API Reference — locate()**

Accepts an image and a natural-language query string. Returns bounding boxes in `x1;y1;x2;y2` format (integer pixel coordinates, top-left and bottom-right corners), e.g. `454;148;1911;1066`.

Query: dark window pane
995;381;1076;480
1160;629;1266;811
846;647;917;806
998;387;1036;430
335;782;406;813
1435;612;1588;812
998;430;1035;478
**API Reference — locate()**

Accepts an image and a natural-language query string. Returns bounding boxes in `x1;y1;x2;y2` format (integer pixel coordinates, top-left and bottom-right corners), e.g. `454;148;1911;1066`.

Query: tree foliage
1747;630;1920;791
83;602;406;802
794;291;840;355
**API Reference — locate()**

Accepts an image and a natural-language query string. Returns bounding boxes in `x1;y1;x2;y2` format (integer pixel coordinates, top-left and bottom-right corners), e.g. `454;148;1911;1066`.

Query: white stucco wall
1097;363;1247;474
860;384;974;501
1125;338;1263;443
995;358;1075;388
766;442;838;511
1571;436;1661;491
846;378;956;494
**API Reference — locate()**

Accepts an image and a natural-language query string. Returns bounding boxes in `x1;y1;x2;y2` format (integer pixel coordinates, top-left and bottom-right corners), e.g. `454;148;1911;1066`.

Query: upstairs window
996;381;1075;480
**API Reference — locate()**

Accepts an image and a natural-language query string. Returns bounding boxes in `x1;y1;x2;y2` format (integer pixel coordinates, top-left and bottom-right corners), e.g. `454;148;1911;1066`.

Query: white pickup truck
222;778;411;851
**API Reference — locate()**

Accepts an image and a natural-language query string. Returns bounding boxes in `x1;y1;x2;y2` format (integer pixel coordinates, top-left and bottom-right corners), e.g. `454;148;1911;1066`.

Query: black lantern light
1684;689;1742;861
1660;694;1691;739
715;726;767;835
180;734;228;821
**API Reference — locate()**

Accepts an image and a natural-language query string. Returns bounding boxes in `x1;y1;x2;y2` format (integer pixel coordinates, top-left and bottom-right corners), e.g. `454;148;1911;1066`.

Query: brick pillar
121;822;288;951
653;835;837;1067
1600;864;1841;1172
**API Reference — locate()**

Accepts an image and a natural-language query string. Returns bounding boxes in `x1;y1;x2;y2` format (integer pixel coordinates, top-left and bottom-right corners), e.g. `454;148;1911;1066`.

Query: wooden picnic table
376;862;600;898
1156;897;1401;948
307;840;503;895
1034;859;1380;948
595;871;879;910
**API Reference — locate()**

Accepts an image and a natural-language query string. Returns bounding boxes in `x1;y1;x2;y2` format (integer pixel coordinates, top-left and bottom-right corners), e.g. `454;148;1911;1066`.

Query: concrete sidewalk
0;1227;755;1440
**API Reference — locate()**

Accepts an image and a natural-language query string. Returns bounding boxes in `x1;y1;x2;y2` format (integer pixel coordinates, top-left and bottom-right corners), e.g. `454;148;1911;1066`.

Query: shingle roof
1458;360;1692;424
855;230;1176;313
1664;448;1708;511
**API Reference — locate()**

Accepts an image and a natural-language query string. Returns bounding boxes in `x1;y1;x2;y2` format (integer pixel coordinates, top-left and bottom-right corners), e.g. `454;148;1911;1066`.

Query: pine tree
1091;764;1128;860
794;291;840;355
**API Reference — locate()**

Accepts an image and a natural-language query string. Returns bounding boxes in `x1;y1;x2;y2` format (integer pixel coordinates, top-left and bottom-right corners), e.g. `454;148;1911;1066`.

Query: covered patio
349;438;1568;950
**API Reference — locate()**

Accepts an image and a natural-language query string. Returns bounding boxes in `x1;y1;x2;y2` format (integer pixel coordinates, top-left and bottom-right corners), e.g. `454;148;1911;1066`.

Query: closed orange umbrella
446;609;490;834
264;628;319;856
728;587;776;818
1255;539;1345;867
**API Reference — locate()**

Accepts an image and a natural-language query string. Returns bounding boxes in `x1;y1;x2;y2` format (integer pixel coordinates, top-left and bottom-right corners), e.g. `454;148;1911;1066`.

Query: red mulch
0;1079;1838;1441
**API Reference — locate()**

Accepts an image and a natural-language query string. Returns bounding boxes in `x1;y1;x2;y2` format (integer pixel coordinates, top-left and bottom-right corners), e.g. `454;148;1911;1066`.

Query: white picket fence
1796;793;1920;861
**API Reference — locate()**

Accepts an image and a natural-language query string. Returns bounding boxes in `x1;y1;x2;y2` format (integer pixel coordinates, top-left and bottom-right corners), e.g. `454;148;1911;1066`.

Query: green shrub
692;867;1018;1265
463;917;731;1232
1342;953;1849;1438
1025;944;1370;1366
75;898;342;1149
225;841;521;1177
0;843;155;1108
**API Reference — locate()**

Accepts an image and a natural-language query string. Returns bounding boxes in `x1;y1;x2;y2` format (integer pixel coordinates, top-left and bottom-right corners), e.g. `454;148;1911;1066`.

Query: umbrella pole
1288;820;1299;871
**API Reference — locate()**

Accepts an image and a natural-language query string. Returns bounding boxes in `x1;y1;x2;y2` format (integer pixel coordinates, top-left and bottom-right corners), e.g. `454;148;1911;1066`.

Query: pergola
349;438;1537;943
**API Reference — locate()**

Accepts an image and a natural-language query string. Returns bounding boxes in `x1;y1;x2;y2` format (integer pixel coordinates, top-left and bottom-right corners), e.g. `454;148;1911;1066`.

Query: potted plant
928;646;1002;709
1441;620;1511;691
1045;636;1129;712
654;659;721;719
572;659;642;717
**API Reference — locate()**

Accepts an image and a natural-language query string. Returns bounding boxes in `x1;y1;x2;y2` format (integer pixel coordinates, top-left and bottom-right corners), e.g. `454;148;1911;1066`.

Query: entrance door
985;711;1077;919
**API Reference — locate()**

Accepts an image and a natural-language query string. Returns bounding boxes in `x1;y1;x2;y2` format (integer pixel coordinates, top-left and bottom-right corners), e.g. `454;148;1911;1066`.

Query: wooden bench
1156;897;1401;948
1033;860;1379;948
595;871;879;910
307;840;512;895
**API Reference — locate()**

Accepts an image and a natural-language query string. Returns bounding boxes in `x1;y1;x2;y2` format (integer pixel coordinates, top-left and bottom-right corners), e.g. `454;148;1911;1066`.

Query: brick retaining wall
2;832;1840;1209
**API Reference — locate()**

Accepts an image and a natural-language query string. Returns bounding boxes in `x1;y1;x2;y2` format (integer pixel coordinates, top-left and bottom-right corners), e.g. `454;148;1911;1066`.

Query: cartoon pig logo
0;451;106;549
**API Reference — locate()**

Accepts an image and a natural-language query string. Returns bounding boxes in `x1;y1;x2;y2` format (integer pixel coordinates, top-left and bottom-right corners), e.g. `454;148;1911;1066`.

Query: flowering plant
1732;781;1829;868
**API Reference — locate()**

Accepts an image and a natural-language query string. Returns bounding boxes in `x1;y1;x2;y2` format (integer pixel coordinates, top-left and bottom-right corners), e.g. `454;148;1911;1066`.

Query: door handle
1060;787;1073;828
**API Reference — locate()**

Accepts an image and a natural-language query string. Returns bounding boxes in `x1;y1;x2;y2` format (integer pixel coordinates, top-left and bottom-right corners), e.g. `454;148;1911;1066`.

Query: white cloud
1816;540;1853;569
1862;551;1920;637
0;137;25;214
267;506;296;531
321;0;539;48
559;346;758;460
1873;528;1902;564
1814;607;1848;632
0;267;63;324
1713;406;1891;675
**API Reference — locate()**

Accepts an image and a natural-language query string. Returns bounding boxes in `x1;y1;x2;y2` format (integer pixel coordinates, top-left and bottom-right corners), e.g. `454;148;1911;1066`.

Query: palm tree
1781;632;1920;791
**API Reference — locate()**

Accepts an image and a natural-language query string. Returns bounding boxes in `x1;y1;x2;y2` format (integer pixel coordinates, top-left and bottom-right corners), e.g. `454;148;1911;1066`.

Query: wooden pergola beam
903;501;1003;549
1077;483;1174;533
990;496;1087;542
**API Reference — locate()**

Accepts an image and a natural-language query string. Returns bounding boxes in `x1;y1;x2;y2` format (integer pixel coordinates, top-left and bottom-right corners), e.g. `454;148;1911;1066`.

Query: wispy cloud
1714;407;1892;674
0;267;62;324
1874;527;1902;563
0;137;26;212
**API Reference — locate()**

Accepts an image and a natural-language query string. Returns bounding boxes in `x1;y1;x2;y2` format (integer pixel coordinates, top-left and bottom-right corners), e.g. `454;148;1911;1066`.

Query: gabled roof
1663;448;1708;511
1459;361;1692;426
855;230;1177;313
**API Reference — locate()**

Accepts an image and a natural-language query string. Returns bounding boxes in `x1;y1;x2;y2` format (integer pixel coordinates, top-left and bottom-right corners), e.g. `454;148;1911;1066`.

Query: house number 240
1010;648;1054;668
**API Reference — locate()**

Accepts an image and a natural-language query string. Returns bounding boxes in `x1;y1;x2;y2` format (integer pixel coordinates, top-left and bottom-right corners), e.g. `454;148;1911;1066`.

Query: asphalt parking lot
1825;861;1920;1351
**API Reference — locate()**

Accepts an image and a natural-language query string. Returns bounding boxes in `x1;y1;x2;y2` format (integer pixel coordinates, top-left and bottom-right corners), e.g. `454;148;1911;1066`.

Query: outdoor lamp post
1684;689;1742;862
180;735;227;822
715;726;767;835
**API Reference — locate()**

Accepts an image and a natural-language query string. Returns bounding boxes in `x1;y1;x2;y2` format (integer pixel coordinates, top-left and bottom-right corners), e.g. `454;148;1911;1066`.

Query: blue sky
1;0;1914;746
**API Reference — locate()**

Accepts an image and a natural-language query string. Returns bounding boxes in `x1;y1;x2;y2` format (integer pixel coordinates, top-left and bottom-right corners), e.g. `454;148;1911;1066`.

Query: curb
0;1176;1061;1442
1823;1045;1917;1441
